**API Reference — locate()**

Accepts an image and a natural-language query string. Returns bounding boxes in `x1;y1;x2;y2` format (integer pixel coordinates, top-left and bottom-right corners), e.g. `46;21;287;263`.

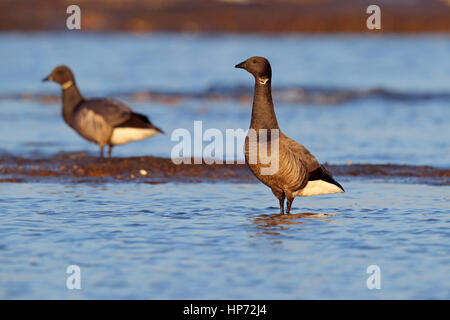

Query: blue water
1;33;450;165
1;181;449;299
0;33;449;299
1;33;450;94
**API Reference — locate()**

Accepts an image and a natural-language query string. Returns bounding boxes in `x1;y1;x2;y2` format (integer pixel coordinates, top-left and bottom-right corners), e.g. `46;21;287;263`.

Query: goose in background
235;56;344;214
42;66;163;157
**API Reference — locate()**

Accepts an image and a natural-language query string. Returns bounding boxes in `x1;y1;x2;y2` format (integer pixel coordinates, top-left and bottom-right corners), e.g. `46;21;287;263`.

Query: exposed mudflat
0;154;252;184
1;153;448;185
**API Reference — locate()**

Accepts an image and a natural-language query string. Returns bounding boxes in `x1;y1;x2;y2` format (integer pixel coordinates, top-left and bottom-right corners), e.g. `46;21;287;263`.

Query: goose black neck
250;80;279;130
61;83;83;126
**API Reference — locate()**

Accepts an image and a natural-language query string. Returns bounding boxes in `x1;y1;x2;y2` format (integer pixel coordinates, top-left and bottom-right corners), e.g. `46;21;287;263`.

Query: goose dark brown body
236;57;344;214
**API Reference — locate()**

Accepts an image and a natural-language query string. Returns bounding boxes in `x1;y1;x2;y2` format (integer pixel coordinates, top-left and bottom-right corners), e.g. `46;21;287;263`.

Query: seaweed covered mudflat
0;153;252;184
0;153;448;185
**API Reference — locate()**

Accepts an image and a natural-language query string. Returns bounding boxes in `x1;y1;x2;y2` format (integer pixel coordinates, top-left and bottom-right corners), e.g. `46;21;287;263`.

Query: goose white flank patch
110;127;160;145
42;65;163;157
296;180;344;197
235;56;344;214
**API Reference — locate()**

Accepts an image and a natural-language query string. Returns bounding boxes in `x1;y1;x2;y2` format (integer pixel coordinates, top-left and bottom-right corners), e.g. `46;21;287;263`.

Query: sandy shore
1;153;448;185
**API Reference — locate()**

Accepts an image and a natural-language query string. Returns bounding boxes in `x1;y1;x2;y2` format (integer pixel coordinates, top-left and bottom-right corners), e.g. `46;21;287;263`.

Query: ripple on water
0;181;449;299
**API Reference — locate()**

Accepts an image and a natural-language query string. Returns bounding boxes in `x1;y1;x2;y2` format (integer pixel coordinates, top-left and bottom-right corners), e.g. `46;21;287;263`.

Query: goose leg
108;144;114;158
99;145;105;158
286;197;294;214
279;198;285;215
272;189;285;215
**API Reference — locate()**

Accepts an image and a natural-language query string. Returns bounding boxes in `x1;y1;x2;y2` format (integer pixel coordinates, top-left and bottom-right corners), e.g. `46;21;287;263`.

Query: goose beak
42;75;51;82
235;61;246;69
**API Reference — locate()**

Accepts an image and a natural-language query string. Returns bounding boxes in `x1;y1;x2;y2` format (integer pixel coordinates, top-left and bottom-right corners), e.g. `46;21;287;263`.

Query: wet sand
1;153;448;185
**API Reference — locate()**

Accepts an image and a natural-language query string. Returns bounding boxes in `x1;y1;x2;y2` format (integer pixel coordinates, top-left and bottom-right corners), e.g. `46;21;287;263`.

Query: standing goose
42;66;163;157
235;56;344;214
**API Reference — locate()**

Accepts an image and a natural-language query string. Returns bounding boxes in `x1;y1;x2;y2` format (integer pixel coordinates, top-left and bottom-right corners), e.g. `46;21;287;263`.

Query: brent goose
235;56;344;214
42;66;163;157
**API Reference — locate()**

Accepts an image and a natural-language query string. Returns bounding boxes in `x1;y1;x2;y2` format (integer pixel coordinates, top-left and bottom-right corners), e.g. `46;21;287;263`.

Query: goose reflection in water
252;212;337;236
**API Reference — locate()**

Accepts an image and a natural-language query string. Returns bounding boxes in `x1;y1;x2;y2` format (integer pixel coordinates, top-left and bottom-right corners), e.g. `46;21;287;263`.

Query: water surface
0;33;449;165
1;181;449;299
0;33;449;299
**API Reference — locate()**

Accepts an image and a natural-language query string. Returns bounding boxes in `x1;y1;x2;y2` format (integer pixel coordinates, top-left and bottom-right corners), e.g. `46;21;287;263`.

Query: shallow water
0;33;449;165
0;33;449;299
1;181;449;299
1;98;448;166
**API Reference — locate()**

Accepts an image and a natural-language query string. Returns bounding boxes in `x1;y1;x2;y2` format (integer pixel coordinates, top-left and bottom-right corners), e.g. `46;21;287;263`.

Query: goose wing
281;134;344;192
77;98;133;127
281;134;321;172
115;112;164;133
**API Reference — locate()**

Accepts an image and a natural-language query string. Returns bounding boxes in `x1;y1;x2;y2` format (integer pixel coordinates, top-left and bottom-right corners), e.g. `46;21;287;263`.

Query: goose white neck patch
61;80;73;90
258;77;269;85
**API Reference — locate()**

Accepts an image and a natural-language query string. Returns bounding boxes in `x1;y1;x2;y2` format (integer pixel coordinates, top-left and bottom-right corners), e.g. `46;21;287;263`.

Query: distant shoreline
1;0;449;33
